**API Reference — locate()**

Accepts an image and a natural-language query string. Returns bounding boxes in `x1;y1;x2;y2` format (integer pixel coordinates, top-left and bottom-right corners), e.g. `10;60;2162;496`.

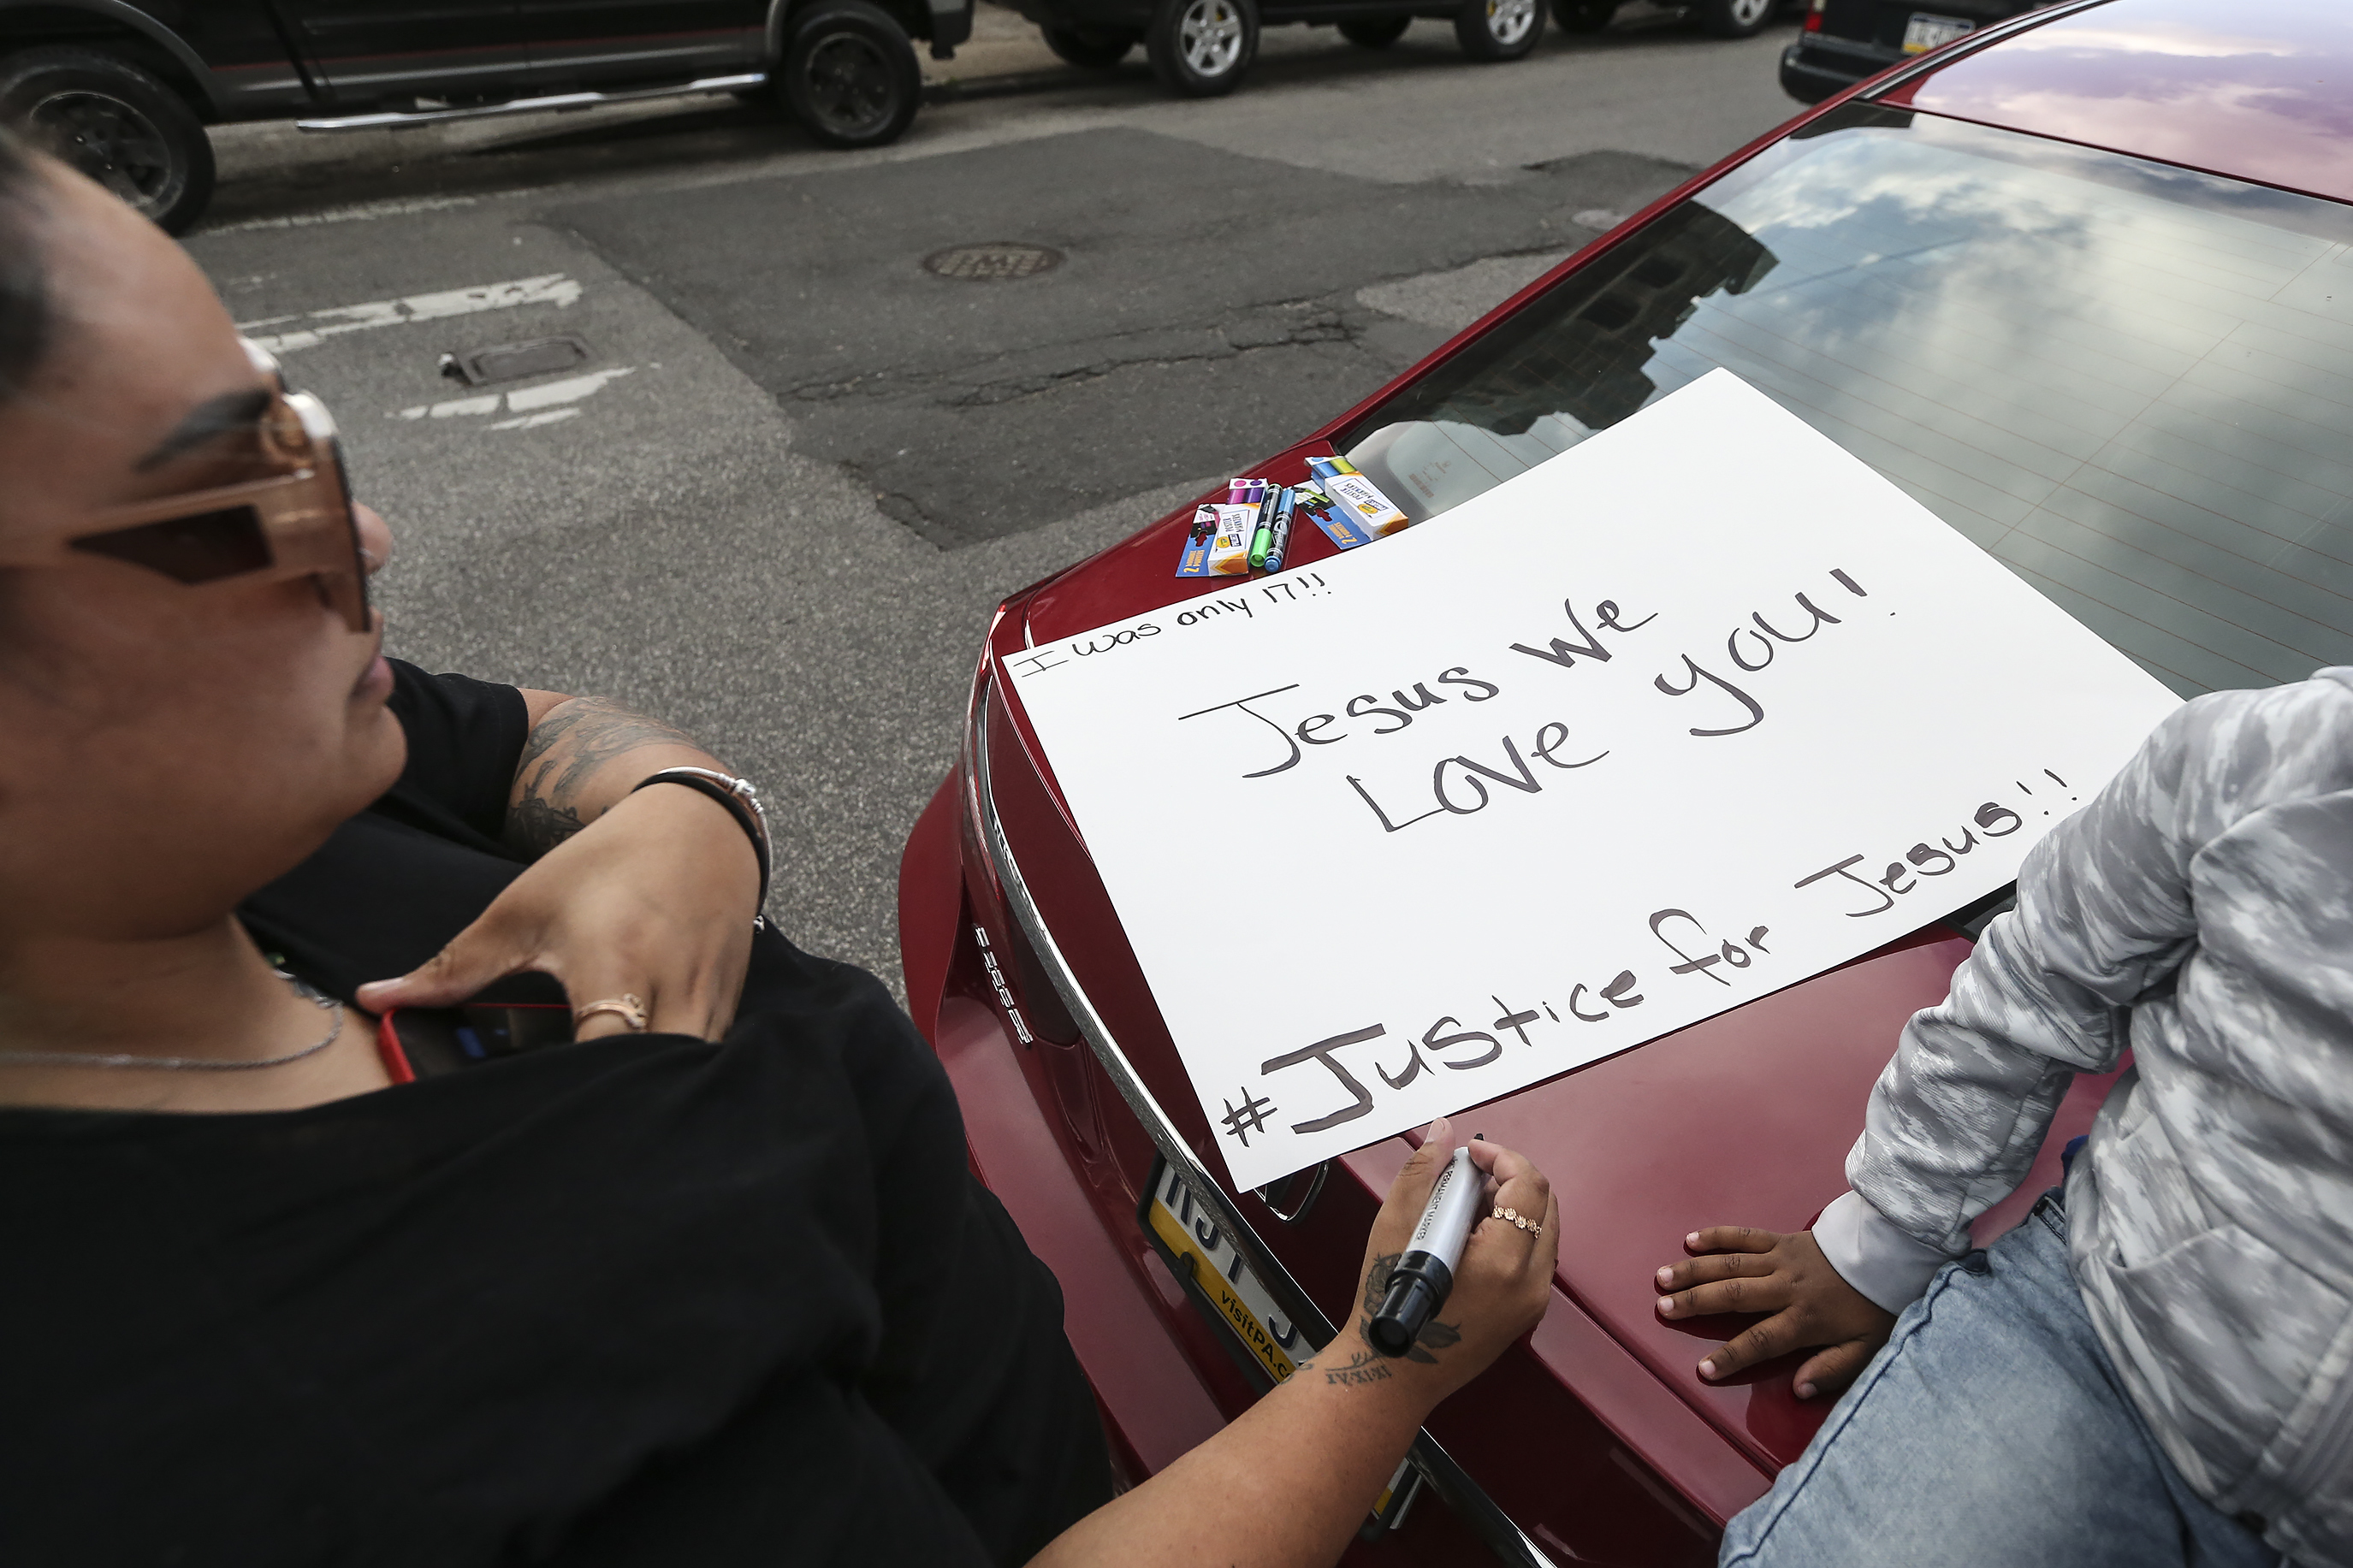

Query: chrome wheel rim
1178;0;1246;76
27;90;176;214
1728;0;1769;23
1486;0;1538;44
803;32;898;137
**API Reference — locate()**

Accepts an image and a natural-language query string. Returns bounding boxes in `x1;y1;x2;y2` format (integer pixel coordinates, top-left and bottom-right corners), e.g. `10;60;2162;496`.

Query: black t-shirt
240;663;553;1003
0;662;1111;1567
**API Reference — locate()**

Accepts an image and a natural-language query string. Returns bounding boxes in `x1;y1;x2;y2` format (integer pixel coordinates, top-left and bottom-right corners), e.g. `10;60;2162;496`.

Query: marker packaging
1262;488;1296;573
1307;456;1410;538
1206;503;1261;576
1175;505;1219;577
1294;482;1372;550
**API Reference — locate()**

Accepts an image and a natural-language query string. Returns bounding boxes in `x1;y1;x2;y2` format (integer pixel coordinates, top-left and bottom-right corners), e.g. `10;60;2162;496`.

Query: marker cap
1367;1258;1454;1358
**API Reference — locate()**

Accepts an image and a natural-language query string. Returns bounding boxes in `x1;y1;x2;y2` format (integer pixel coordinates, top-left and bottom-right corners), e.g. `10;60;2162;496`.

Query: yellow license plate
1144;1162;1313;1382
1141;1161;1425;1530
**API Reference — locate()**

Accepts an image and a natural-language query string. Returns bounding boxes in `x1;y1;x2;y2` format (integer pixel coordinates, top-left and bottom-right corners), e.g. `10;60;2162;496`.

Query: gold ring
1492;1204;1539;1240
575;992;649;1033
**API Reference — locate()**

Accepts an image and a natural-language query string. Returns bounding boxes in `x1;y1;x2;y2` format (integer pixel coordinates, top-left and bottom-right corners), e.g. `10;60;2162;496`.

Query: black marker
1366;1145;1479;1358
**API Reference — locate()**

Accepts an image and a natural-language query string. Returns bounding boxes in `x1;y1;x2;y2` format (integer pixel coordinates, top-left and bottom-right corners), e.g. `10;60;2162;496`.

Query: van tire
1146;0;1258;96
779;1;922;148
1454;0;1543;59
1694;0;1775;38
0;47;214;233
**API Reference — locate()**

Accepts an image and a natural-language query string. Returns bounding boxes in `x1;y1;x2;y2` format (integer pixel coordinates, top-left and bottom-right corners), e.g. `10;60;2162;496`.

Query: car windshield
1340;104;2353;697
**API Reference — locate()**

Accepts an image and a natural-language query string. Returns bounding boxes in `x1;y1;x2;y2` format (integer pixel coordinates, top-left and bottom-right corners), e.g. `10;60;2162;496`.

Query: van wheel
1455;0;1543;59
1147;0;1257;96
1338;15;1412;47
1694;0;1774;38
780;1;922;148
0;47;214;233
1550;0;1615;30
1042;25;1139;66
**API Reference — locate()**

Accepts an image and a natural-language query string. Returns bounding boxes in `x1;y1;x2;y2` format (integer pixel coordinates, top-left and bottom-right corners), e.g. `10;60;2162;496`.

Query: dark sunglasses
0;342;372;633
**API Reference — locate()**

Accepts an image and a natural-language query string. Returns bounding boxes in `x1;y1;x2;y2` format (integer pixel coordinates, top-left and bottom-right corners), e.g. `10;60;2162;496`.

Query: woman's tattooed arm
504;695;719;858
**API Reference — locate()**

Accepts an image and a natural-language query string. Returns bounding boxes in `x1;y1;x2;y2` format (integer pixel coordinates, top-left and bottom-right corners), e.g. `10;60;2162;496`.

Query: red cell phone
377;1003;573;1082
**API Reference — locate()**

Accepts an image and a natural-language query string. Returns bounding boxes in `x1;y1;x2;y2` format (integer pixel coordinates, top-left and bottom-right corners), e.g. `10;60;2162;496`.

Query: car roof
1876;0;2353;205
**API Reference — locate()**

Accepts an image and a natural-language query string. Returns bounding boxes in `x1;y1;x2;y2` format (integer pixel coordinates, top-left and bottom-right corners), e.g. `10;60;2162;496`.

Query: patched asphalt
554;134;1690;544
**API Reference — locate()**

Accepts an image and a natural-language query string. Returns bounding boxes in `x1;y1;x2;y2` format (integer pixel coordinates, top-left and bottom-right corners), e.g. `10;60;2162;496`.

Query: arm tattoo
1402;1317;1461;1365
516;696;700;803
506;695;703;859
1296;1314;1462;1385
1320;1348;1394;1388
1363;1252;1400;1315
505;796;586;857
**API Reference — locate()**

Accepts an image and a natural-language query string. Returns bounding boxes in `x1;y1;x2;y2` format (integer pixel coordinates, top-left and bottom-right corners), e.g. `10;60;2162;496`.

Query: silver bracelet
630;766;772;922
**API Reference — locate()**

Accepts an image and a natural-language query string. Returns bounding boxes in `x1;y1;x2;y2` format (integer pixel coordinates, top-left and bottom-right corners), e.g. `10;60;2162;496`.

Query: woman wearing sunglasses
0;138;1560;1566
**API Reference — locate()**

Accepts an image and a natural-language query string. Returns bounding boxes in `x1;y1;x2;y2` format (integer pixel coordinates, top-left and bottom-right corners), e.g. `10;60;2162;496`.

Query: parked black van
0;0;973;231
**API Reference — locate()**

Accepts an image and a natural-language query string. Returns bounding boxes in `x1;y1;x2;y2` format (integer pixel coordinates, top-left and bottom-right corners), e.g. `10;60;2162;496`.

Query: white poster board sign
1002;371;2181;1191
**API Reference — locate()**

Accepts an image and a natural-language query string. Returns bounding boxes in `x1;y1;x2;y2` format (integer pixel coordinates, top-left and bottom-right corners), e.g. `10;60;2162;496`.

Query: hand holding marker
1366;1133;1544;1358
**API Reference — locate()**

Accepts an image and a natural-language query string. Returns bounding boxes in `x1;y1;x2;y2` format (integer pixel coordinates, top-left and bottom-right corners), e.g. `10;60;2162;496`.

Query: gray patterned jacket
1812;668;2353;1568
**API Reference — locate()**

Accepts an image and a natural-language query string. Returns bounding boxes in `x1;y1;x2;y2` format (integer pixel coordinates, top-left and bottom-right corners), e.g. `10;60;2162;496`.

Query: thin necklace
0;969;345;1072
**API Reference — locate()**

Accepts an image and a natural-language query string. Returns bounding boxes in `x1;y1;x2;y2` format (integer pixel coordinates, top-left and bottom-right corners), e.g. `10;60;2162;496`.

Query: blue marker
1247;486;1281;571
1262;487;1296;572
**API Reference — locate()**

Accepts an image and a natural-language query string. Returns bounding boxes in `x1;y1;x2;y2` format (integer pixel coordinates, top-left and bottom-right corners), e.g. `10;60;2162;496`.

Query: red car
898;1;2353;1560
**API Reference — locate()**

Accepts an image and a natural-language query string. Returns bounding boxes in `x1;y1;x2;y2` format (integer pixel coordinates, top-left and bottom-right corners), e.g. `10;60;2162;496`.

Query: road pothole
922;242;1064;281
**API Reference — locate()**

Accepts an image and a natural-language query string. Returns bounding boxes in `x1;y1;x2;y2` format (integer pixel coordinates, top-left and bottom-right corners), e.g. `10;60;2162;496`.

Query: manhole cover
440;336;591;387
922;242;1064;281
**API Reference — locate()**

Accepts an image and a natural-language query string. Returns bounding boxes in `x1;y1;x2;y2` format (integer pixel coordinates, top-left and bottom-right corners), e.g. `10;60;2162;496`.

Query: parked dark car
898;0;2353;1561
1025;0;1793;112
1553;0;1781;39
0;0;972;232
1779;0;2035;100
1014;0;1549;98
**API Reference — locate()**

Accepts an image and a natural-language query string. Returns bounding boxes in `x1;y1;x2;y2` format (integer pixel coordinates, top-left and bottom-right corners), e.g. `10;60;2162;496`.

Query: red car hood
989;459;2109;1486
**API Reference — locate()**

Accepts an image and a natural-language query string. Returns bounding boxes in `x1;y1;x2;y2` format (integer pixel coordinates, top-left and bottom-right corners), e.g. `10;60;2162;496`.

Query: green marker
1247;488;1278;571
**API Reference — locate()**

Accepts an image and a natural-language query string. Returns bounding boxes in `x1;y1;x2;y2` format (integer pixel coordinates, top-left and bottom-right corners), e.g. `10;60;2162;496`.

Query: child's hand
1653;1227;1897;1399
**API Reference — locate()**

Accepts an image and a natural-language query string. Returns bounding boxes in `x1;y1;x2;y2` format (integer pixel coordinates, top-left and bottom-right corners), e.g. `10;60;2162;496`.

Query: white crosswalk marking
394;366;635;431
240;275;584;355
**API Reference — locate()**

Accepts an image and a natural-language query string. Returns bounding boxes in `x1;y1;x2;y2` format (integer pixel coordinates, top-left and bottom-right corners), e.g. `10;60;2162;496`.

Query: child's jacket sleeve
1817;672;2353;1312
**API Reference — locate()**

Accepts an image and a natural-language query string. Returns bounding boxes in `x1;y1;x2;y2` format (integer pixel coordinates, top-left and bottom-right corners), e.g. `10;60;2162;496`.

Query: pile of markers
1175;455;1412;578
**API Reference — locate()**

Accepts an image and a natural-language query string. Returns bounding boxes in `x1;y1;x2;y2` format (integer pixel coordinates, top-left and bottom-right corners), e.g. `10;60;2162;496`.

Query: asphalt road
187;3;1808;991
